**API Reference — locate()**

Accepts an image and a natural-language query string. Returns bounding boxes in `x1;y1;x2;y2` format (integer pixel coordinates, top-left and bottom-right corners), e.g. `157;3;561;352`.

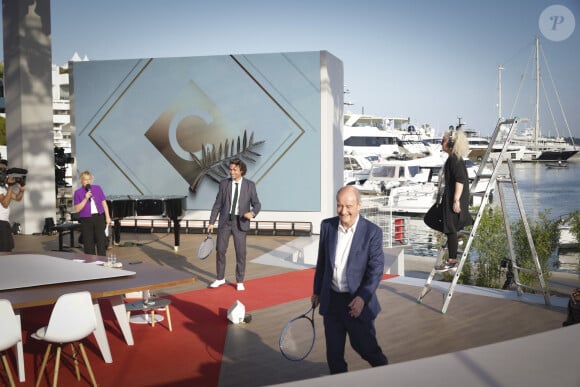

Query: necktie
230;183;239;221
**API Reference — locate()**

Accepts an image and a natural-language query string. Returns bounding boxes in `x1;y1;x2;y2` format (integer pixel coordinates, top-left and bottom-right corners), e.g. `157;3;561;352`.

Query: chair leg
151;310;156;327
71;343;81;381
166;305;173;332
53;346;62;387
78;342;97;387
1;353;16;387
36;344;52;387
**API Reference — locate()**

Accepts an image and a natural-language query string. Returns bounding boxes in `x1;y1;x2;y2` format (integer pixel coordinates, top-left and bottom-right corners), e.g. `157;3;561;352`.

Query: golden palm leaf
189;129;265;193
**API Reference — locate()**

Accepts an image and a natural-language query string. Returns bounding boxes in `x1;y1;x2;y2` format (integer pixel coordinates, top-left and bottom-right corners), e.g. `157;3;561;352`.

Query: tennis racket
279;305;316;361
197;232;214;260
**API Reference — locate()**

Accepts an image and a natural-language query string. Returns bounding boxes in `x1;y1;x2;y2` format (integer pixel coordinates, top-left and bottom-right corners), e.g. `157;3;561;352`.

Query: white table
0;252;196;382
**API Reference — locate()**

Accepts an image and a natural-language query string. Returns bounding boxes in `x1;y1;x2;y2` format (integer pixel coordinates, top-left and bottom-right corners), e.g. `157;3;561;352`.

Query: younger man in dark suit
312;185;388;374
208;159;261;291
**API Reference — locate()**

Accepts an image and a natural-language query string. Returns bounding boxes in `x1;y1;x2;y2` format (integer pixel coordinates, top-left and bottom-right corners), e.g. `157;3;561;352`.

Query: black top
441;154;473;233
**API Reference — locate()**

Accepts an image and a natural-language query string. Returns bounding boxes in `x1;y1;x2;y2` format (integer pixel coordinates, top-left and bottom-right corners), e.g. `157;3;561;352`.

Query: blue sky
3;0;580;137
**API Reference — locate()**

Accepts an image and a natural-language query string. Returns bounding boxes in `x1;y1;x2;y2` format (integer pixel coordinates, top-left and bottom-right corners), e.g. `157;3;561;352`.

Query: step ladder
417;118;551;313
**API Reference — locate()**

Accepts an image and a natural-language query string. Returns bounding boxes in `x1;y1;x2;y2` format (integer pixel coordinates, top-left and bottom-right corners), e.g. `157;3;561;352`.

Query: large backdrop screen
71;52;324;212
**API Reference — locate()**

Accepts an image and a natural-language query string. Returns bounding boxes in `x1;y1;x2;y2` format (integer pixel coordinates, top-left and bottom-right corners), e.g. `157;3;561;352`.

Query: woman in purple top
73;170;112;256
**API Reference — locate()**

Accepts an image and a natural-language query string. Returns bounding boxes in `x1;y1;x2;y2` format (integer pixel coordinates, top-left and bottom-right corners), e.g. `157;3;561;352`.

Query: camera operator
0;160;26;252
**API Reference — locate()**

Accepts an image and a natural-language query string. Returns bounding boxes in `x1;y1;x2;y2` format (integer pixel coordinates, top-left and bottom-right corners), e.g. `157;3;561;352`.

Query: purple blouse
73;184;108;218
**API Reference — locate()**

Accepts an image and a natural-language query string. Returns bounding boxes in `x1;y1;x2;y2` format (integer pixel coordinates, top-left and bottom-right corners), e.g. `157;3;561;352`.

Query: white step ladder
417;118;551;313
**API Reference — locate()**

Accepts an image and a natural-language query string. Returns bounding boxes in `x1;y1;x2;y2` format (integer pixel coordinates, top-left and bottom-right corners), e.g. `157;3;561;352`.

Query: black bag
424;203;443;232
563;288;580;326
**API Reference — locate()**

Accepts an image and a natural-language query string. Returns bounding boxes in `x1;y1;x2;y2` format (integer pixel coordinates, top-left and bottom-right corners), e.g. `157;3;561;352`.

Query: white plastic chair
32;291;98;387
0;299;21;387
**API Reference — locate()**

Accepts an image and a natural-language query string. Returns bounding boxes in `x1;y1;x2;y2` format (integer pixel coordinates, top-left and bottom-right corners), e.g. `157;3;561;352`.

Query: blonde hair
446;130;470;158
79;171;93;181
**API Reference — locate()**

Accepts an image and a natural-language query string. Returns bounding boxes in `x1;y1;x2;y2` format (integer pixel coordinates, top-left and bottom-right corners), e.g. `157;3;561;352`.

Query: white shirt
90;197;98;214
331;216;359;292
0;186;9;222
230;178;243;216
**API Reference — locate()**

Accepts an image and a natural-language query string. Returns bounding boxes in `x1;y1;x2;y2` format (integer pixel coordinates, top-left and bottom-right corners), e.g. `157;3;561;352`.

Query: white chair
32;291;98;387
0;299;21;387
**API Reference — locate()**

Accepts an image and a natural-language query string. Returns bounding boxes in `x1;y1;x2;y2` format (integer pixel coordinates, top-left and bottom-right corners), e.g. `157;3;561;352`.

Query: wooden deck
219;279;570;386
10;231;579;386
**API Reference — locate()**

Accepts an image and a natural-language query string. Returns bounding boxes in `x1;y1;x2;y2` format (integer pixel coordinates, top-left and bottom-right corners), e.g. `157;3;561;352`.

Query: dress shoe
209;279;226;288
236;283;245;291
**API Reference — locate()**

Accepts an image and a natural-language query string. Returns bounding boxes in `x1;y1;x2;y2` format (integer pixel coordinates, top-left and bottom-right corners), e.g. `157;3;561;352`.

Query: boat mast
497;65;504;120
534;36;540;146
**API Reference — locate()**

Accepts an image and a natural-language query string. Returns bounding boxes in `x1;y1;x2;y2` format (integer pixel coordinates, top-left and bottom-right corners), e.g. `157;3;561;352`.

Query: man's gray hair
337;185;362;204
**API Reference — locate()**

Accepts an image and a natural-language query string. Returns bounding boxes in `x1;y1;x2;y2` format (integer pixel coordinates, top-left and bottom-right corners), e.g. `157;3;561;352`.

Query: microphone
85;184;93;201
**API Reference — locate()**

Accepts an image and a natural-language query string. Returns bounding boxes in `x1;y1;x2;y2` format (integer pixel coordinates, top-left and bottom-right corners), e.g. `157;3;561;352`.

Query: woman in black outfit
435;129;473;272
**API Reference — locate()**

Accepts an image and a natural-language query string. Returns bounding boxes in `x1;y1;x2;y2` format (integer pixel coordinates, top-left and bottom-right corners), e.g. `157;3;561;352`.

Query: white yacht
501;125;577;162
454;121;528;163
343;154;372;186
385;157;493;214
343;112;436;159
461;127;492;162
355;155;441;195
343;123;400;159
386;181;438;214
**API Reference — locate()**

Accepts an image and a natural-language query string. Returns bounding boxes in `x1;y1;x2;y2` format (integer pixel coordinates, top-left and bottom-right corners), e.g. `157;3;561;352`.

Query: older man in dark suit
312;185;388;374
208;159;261;291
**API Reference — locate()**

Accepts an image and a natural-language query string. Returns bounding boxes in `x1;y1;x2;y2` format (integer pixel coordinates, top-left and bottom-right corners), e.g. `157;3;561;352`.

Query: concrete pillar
2;0;56;234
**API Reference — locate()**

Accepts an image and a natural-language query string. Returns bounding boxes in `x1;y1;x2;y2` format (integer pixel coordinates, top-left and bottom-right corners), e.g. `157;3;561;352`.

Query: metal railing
360;195;409;248
115;218;313;236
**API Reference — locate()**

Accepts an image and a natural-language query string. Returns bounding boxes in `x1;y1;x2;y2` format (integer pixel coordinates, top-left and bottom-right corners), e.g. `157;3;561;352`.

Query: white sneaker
209;279;226;288
237;283;245;291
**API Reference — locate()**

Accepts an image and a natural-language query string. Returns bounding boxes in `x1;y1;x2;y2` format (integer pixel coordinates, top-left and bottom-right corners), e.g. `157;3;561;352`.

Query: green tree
443;205;558;293
471;206;509;288
568;210;580;247
512;210;557;288
0;116;5;146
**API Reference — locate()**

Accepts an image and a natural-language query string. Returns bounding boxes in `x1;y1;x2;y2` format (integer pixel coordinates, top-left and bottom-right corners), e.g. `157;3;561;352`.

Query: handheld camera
5;168;28;186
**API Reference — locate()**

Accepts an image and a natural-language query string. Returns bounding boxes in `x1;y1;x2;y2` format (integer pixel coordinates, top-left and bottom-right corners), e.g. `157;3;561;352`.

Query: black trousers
80;213;107;256
0;220;14;252
323;290;388;374
446;232;459;259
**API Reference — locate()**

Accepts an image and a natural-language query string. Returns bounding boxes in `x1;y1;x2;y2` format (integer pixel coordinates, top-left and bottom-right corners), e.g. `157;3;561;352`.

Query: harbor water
403;162;580;272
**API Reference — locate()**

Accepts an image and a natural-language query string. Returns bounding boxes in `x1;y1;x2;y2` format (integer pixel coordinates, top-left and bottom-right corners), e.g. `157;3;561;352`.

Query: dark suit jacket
209;177;261;232
313;216;385;321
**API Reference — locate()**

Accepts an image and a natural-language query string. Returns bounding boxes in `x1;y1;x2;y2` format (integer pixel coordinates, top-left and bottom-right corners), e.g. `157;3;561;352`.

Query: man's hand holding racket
197;231;214;260
310;294;319;309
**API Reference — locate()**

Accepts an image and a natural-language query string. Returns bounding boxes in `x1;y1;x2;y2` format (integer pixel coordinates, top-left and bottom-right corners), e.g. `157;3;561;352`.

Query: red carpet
11;269;396;387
